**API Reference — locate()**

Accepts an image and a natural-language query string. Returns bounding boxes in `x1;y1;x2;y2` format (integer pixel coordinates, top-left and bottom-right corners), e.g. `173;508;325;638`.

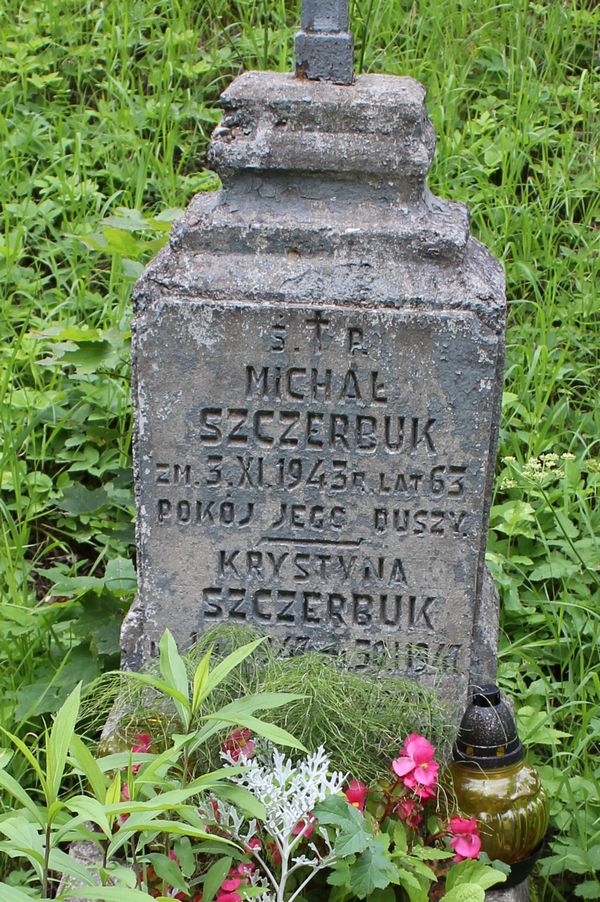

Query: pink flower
266;841;282;866
344;779;369;812
292;816;314;839
131;731;152;773
391;734;439;790
448;816;482;862
395;798;422;829
221;728;256;762
216;894;241;902
220;877;241;892
236;860;256;877
118;782;131;825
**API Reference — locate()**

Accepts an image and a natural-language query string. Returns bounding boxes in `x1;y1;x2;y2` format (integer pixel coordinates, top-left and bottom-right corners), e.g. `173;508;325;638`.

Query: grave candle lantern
449;684;549;886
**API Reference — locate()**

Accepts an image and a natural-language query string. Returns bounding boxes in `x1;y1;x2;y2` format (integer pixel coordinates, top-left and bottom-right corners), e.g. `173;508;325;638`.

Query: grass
0;0;598;897
83;623;455;786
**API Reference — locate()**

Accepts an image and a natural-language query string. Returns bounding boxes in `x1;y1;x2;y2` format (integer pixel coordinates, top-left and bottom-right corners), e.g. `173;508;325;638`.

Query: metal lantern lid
453;683;524;768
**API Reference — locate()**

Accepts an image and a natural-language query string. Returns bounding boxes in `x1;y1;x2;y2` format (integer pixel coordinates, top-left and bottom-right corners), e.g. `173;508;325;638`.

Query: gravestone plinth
125;71;505;711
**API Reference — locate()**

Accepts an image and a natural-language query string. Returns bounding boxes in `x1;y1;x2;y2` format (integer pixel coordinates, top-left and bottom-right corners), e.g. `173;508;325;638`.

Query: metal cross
295;0;354;85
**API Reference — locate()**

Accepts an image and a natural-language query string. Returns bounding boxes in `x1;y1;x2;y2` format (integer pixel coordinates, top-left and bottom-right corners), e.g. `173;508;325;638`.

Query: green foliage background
0;0;598;898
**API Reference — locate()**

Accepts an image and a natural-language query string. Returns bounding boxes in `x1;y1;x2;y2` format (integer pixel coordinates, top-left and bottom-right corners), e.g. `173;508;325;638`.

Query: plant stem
42;822;52;899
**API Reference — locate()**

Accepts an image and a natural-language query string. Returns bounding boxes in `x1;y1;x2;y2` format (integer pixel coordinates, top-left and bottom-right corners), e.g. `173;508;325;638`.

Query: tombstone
123;0;505;715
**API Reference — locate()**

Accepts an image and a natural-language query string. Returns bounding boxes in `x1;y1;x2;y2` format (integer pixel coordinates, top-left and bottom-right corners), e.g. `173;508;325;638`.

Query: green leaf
120;671;190;711
202;637;267;698
48;845;98;887
64;795;113;839
314;795;371;856
69;734;107;802
575;880;600;899
173;837;195;878
0;883;42;902
0;727;48;797
104;556;137;591
209;783;266;819
159;630;191;728
366;889;397;902
74;888;159;902
191;648;212;715
58;484;109;514
145;853;188;895
202;712;305;751
0;766;43;824
202;856;233;902
46;682;81;807
440;884;485;902
350;841;397;899
529;557;579;581
444;859;507;892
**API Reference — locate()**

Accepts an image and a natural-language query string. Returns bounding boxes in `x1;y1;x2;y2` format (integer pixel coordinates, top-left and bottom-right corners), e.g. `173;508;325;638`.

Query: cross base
295;30;354;84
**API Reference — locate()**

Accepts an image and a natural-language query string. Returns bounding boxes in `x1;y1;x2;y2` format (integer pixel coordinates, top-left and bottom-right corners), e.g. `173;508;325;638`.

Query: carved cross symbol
306;310;331;350
295;0;354;85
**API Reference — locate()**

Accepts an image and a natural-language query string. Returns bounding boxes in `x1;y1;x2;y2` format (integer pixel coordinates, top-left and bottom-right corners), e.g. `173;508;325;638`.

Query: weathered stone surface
127;71;505;713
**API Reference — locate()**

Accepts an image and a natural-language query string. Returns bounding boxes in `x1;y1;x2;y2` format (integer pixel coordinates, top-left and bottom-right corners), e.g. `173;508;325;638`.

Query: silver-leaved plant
210;745;347;902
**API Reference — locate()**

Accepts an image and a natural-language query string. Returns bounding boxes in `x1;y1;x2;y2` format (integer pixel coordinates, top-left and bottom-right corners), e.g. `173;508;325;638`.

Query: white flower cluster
224;745;346;842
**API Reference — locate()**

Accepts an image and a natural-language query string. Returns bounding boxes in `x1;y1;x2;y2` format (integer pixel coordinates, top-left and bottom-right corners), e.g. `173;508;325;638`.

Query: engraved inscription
136;302;499;692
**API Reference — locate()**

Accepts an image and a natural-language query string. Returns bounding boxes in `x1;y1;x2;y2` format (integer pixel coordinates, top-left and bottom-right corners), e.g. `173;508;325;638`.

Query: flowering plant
198;731;508;902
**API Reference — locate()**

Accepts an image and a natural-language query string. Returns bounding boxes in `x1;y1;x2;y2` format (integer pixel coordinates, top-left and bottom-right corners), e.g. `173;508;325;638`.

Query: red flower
220;877;241;892
391;734;439;791
395;797;422;829
292;816;314;839
344;779;369;812
216;895;241;902
448;816;482;862
221;728;256;762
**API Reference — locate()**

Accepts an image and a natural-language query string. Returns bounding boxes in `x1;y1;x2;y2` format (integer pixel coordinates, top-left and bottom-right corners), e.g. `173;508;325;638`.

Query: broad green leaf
107;817;230;858
49;845;98;887
202;637;266;698
65;795;113;838
0;767;43;824
350;842;397;898
0;883;41;902
366;889;397;902
145;852;188;895
69;734;107;802
209;783;266;819
440;884;485;902
575;880;600;899
159;630;190;728
119;671;189;711
74;888;159;902
203;856;233;902
444;859;507;892
0;817;45;878
202;712;305;751
212;692;305;719
46;683;81;807
314;794;371;857
191;648;213;714
529;557;579;581
132;736;188;784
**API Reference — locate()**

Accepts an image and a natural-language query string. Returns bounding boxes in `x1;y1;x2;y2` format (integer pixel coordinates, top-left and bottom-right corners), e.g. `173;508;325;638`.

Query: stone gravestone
123;1;505;715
